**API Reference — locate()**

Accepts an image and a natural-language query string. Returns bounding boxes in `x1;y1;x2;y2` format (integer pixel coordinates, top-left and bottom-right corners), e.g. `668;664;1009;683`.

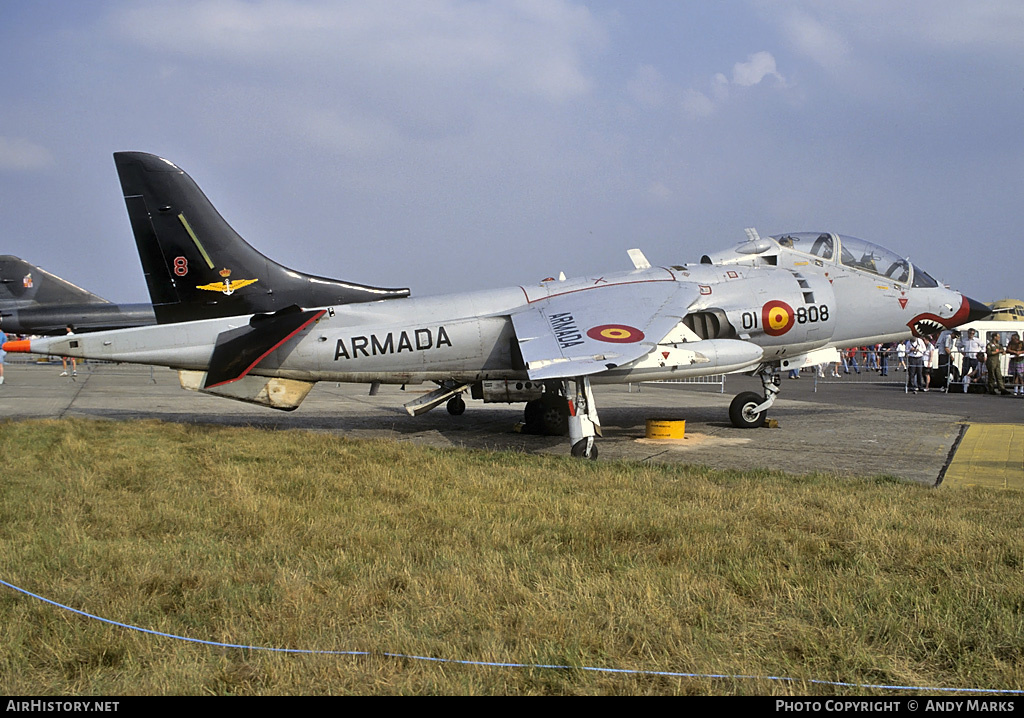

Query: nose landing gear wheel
729;391;767;428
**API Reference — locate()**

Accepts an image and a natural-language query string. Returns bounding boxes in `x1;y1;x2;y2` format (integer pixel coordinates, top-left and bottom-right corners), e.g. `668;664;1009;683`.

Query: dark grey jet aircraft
0;255;154;335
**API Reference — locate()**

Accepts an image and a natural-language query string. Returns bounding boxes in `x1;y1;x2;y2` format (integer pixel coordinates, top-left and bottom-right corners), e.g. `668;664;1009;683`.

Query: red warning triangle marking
662;351;670;359
898;298;909;309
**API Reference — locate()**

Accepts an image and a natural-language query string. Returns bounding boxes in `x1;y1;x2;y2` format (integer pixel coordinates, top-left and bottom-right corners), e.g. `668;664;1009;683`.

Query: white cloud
680;89;715;119
0;137;54;171
771;1;1024;60
782;10;850;71
732;51;784;87
680;52;784;118
111;0;604;103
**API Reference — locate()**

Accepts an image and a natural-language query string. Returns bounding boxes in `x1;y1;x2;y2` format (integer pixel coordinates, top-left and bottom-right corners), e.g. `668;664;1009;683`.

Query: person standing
986;332;1010;395
1006;333;1024;396
866;345;879;372
60;325;77;377
843;347;861;374
0;322;7;385
957;328;984;392
906;336;927;393
937;330;959;388
923;337;938;392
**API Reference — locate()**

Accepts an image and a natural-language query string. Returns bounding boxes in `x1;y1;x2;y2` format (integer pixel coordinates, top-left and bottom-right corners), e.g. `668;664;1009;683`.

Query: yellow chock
645;419;686;440
766;419;779;428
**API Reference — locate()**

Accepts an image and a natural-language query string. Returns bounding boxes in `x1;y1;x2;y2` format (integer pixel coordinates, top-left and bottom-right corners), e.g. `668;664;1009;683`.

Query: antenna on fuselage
627;248;652;270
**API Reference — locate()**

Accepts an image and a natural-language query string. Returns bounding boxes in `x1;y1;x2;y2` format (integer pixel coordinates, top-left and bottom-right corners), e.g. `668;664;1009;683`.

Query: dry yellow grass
0;418;1021;695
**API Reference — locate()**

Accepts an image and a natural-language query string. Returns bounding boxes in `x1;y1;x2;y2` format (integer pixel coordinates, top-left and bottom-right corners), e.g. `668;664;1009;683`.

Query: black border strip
935;422;969;487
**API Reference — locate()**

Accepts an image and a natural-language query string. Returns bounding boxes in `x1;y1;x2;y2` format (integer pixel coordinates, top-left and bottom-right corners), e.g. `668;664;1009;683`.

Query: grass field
0;418;1021;695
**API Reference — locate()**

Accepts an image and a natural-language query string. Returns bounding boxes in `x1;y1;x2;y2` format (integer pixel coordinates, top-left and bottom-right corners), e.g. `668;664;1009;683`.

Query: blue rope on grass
3;578;1021;694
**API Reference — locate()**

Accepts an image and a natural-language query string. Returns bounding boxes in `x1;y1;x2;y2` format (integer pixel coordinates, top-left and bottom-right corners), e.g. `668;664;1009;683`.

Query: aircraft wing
510;281;699;380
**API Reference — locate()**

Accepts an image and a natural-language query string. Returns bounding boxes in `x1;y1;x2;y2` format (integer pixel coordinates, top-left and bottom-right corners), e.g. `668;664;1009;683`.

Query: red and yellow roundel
762;300;794;337
586;324;646;343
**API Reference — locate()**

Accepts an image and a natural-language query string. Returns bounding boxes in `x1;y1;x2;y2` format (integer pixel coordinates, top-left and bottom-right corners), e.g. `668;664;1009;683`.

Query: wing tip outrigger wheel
446;395;466;415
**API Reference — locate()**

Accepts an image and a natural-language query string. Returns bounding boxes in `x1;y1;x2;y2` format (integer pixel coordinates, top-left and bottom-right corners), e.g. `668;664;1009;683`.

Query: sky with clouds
1;0;1021;303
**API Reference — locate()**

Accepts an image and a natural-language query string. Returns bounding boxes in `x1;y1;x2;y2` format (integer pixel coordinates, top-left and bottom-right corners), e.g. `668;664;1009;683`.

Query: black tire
540;394;570;436
524;399;543;424
729;391;767;428
571;439;598;459
446;395;466;416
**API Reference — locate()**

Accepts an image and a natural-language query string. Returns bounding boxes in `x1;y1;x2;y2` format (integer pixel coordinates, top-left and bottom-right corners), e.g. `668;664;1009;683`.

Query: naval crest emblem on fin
197;268;259;296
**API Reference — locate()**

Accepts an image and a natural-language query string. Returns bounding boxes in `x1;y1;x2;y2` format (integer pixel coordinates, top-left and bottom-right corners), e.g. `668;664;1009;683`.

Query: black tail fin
0;255;155;334
114;152;410;324
0;255;110;307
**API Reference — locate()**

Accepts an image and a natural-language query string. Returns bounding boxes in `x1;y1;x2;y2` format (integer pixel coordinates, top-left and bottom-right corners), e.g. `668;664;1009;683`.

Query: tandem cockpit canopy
701;231;940;288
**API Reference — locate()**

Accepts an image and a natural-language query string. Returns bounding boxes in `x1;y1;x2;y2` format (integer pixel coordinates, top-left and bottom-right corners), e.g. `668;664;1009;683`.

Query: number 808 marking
796;305;828;324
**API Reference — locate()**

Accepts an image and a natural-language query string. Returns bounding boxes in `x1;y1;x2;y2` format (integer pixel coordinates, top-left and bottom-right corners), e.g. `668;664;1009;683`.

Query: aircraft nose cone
964;296;992;323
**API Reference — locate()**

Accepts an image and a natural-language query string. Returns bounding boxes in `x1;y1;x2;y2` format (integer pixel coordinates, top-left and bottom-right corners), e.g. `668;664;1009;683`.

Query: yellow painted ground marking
943;423;1024;490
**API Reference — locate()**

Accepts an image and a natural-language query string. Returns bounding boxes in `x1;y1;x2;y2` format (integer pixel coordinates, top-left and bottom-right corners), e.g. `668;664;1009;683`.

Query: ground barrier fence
631;345;1021;396
794;346;1018;394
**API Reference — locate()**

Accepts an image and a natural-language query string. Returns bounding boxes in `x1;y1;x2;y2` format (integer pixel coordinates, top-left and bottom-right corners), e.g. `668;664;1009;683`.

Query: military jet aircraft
0;153;409;336
0;255;154;334
2;155;989;458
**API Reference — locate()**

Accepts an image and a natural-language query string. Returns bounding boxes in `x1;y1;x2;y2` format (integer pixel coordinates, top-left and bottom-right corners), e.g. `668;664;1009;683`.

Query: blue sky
1;1;1021;302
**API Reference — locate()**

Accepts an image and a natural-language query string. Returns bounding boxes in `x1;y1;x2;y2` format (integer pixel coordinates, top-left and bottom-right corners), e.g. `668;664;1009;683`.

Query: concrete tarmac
1;361;1021;486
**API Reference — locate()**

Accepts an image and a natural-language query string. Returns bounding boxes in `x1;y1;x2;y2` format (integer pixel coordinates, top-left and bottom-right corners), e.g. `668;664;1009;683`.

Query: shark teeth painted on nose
912;318;945;337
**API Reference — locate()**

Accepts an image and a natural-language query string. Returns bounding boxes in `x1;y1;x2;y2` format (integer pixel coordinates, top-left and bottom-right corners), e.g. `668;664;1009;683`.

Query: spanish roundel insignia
762;300;794;337
586;324;646;343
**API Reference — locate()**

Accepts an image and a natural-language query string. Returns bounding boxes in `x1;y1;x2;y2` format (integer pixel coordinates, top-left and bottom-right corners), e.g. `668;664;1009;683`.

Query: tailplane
114;152;410;324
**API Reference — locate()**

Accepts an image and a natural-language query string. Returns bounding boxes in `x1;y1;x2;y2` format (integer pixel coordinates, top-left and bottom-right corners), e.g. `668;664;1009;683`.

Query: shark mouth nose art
906;295;990;338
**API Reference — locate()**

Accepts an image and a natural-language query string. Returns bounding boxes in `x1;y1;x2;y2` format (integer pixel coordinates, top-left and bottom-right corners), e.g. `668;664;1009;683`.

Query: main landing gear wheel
729;391;767;429
523;396;570;435
446;395;466;415
524;399;543;427
571;439;598;460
